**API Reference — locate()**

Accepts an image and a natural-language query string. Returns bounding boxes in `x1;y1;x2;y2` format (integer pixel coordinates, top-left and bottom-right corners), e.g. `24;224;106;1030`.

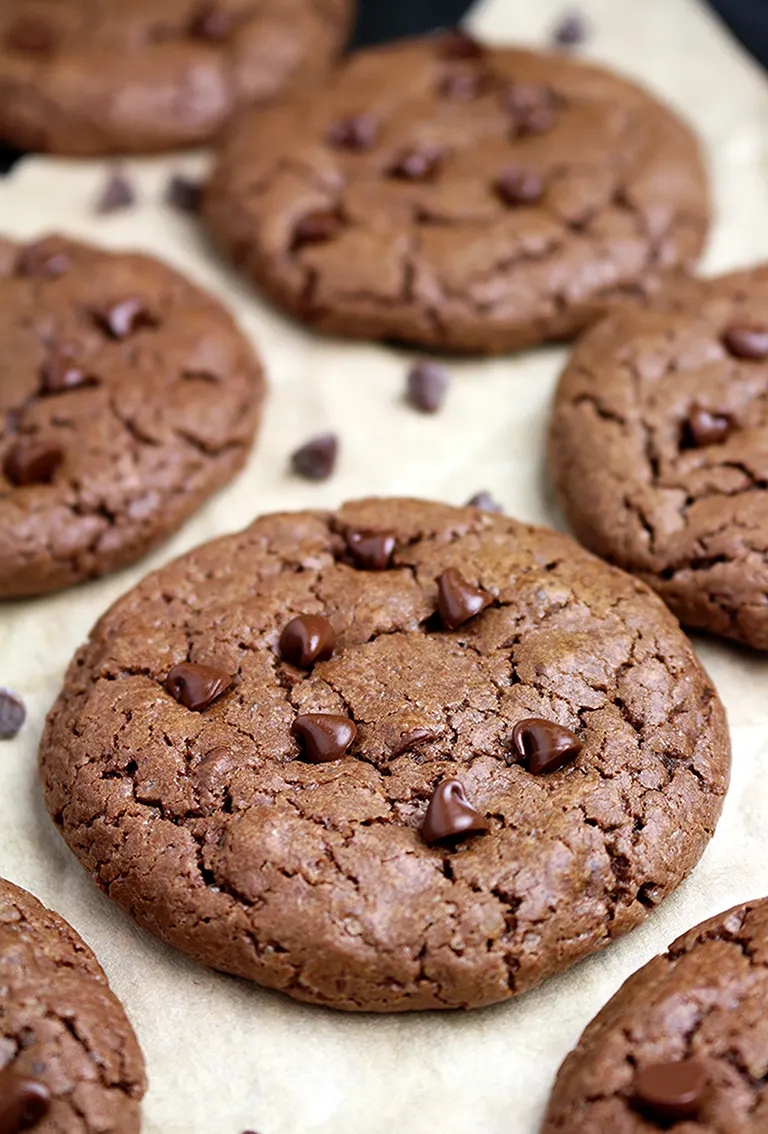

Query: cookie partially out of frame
550;266;768;650
203;32;709;354
542;897;768;1132
0;0;354;155
40;498;729;1013
0;877;145;1133
0;234;264;599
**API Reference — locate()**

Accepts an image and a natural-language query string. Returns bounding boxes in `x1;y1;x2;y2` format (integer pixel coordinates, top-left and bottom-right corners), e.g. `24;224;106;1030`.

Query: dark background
0;0;765;175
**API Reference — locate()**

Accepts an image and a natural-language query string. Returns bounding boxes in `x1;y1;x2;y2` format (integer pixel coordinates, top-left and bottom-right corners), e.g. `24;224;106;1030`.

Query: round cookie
0;877;146;1132
40;498;730;1013
550;266;768;650
203;32;709;354
0;233;264;599
0;0;354;156
542;897;768;1132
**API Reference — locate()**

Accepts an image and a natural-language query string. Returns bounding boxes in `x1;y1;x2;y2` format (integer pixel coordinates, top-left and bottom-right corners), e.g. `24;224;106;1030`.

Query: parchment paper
1;1;767;1131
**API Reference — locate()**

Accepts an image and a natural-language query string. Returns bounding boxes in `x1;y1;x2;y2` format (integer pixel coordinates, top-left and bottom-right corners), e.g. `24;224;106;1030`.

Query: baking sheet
1;0;768;1130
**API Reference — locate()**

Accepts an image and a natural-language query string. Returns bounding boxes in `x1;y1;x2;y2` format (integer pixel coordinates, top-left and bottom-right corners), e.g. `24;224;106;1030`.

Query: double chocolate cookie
40;498;730;1012
0;0;354;155
0;234;264;598
542;897;768;1132
550;266;768;650
0;877;145;1133
203;32;709;353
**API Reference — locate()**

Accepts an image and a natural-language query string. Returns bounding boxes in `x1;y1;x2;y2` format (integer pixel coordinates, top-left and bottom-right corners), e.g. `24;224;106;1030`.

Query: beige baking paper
1;0;767;1130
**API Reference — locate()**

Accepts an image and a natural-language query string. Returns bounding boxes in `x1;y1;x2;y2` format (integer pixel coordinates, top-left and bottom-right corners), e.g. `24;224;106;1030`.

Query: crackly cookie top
0;234;264;599
40;499;730;1012
543;897;768;1132
0;878;146;1133
550;266;768;650
0;0;353;154
203;32;709;354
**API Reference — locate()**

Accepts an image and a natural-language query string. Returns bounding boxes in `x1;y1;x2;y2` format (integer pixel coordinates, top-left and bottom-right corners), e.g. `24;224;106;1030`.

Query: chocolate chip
633;1059;707;1123
40;345;93;395
685;406;732;448
291;714;357;763
0;1069;51;1133
0;689;26;740
722;325;768;360
165;663;232;712
325;115;379;151
189;3;233;41
95;168;136;214
345;528;396;571
291;433;338;481
439;71;487;101
466;491;503;513
552;10;589;46
166;174;204;213
5;17;56;54
437;568;492;630
494;167;544;207
406;362;450;414
15;240;71;279
421;780;489;845
515;106;555;137
92;297;154;340
279;615;336;668
393;727;439;757
3;441;63;487
512;718;582;775
505;83;553;114
438;30;485;60
388;147;442;182
291;210;345;250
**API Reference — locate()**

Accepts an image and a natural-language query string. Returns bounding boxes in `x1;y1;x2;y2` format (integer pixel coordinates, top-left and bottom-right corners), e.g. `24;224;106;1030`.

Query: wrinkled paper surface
1;0;768;1130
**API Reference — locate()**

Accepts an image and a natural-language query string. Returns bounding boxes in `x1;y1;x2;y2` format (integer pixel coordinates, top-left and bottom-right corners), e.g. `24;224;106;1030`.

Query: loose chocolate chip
421;780;489;845
279;615;336;668
439;30;485;60
3;441;63;487
388;147;442;182
407;362;451;414
93;297;154;340
189;3;233;41
515;106;555;137
437;568;492;630
0;1069;51;1133
5;17;56;54
325;114;379;151
345;528;396;571
685;406;732;448
15;240;70;279
0;689;26;740
512;718;582;775
633;1059;707;1123
165;663;232;712
466;491;503;513
166;174;204;213
439;71;487;101
291;714;357;763
494;167;544;207
552;10;590;47
722;325;768;360
393;727;438;757
291;433;338;481
40;345;93;395
95;169;136;215
291;210;345;250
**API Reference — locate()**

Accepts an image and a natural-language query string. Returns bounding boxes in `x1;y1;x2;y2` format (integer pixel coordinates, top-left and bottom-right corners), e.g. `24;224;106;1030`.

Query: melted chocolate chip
505;82;553;114
291;433;338;481
5;17;56;54
95;169;136;214
512;718;582;775
407;362;451;413
393;727;439;757
291;714;357;763
3;441;63;487
421;780;489;845
437;568;492;630
165;663;232;712
466;491;503;513
552;10;590;47
325;115;379;151
0;1070;51;1134
633;1059;707;1123
93;297;154;340
685;406;732;448
345;528;396;571
0;689;26;740
40;345;93;395
189;4;233;41
494;167;544;207
439;71;488;101
279;615;336;668
515;105;555;137
388;147;442;182
292;210;345;250
438;31;485;60
166;175;204;213
15;241;70;279
722;325;768;360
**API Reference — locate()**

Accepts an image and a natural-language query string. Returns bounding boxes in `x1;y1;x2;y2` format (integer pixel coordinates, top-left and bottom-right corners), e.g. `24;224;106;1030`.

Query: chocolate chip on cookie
421;780;489;845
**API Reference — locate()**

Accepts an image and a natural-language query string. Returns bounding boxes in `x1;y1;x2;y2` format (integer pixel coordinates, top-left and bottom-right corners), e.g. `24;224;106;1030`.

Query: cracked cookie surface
0;0;353;155
40;498;730;1012
203;34;709;354
542;897;768;1132
550;266;768;650
0;877;146;1132
0;234;264;599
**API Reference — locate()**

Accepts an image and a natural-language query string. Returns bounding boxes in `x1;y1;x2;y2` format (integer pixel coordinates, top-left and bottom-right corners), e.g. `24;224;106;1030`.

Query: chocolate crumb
291;433;338;481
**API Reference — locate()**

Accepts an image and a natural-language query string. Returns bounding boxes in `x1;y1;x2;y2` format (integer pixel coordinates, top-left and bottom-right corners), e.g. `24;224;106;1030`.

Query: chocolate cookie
550;266;768;650
0;877;146;1132
40;498;729;1012
542;897;768;1132
0;0;354;156
0;234;264;599
203;32;709;354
